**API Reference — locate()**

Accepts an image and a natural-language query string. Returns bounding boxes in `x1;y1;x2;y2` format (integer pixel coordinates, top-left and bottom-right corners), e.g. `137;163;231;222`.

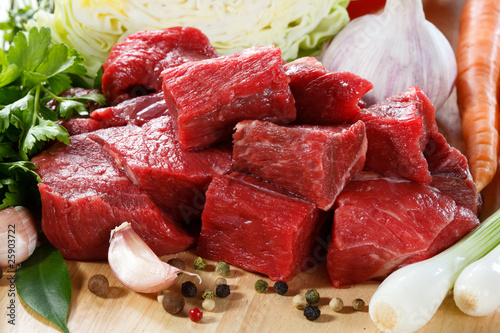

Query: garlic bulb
0;206;38;267
108;222;200;294
320;0;456;110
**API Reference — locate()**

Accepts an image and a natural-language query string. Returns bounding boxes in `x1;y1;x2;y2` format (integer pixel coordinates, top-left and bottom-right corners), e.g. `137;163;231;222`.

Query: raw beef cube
232;120;367;210
88;116;232;222
102;27;219;105
57;118;110;135
354;86;438;184
91;92;168;127
425;131;480;214
284;57;373;124
31;135;196;260
326;172;480;287
197;172;327;282
162;45;296;150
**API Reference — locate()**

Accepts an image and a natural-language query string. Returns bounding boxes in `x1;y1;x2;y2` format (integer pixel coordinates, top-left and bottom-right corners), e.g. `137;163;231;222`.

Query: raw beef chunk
326;173;480;287
91;93;168;127
197;172;326;282
354;86;438;183
89;116;233;222
57;118;110;135
162;45;296;150
102;27;219;105
232;120;367;210
32;135;196;260
425;131;480;214
284;57;373;124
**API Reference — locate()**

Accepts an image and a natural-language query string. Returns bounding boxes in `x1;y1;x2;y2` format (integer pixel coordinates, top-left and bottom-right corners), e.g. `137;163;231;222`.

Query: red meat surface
88;116;232;222
91;92;168;127
354;86;438;183
57;118;110;135
232;120;367;210
326;173;480;287
197;172;327;282
32;135;196;260
425;131;480;214
284;57;373;124
162;45;296;150
102;27;219;105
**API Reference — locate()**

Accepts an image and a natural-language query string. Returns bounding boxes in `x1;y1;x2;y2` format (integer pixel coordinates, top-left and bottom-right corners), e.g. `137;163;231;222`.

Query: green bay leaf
16;245;71;333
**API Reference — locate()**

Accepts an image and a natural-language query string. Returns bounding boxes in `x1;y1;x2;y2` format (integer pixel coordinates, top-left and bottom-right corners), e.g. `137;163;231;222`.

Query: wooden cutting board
2;0;500;332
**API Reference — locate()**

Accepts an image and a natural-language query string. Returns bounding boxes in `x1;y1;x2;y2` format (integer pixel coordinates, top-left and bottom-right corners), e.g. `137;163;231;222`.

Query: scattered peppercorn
215;261;230;276
201;289;214;299
189;307;203;322
305;289;320;304
216;283;231;298
215;277;227;287
161;291;185;315
303;305;321;321
329;297;344;312
193;256;207;270
0;269;3;279
202;298;216;312
88;274;109;297
293;295;307;310
181;281;197;297
166;257;186;271
352;298;365;311
254;279;268;293
273;281;288;295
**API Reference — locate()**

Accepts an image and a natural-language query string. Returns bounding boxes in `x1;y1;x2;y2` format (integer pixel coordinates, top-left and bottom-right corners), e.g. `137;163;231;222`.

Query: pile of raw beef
32;27;481;287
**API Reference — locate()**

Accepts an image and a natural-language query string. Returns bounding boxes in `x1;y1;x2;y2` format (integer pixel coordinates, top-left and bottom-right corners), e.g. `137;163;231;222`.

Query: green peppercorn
273;281;288;295
201;289;214;299
181;281;197;297
254;279;269;293
303;305;321;321
193;257;207;270
215;261;230;276
216;284;230;298
305;289;320;304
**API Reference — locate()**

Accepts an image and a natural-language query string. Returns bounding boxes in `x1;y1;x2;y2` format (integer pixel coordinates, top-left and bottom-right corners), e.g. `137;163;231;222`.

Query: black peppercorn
166;258;186;271
181;281;197;297
303;305;321;321
215;283;230;298
273;281;288;295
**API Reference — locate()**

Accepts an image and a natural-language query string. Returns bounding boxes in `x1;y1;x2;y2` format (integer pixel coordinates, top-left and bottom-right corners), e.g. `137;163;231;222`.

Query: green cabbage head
33;0;350;78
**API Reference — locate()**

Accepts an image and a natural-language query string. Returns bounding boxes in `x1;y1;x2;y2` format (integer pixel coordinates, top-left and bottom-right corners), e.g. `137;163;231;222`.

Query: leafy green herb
16;244;72;333
0;26;106;208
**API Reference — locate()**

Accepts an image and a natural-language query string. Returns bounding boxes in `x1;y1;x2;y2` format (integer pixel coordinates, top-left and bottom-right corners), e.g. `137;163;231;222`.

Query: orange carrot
456;0;500;193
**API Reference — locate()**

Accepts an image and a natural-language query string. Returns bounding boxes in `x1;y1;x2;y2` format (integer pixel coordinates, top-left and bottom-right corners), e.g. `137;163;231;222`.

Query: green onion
369;208;500;333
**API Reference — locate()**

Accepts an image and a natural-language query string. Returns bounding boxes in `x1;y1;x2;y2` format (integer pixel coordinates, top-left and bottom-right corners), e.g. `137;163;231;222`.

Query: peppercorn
352;298;365;311
303;305;321;321
202;298;216;312
329;297;344;312
293;295;307;310
215;277;227;287
254;279;268;293
166;257;186;271
189;307;203;322
181;281;197;297
88;274;109;297
305;289;320;304
193;257;207;270
161;291;185;315
273;281;288;295
216;283;231;298
215;261;230;276
201;289;214;299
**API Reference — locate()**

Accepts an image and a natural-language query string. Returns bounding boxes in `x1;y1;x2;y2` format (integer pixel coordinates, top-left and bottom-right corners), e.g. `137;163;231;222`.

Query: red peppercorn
189;307;203;322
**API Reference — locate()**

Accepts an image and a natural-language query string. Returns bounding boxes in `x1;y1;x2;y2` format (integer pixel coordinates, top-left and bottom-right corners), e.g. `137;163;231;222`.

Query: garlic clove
108;222;200;294
0;206;38;267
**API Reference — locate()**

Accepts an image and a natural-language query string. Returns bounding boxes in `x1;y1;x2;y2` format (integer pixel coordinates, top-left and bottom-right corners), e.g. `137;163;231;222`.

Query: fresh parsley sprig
0;26;106;209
